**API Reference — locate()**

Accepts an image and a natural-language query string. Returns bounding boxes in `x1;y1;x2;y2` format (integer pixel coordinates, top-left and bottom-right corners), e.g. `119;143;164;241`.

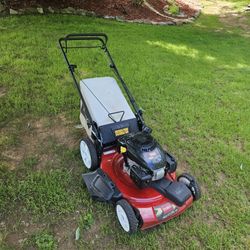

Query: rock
37;7;43;14
116;16;125;21
161;21;175;25
186;18;194;23
61;7;76;14
25;7;37;14
17;9;26;14
0;2;8;16
164;21;175;25
85;11;95;17
10;8;18;15
76;9;86;15
48;6;54;13
104;15;115;19
174;19;186;25
0;3;6;13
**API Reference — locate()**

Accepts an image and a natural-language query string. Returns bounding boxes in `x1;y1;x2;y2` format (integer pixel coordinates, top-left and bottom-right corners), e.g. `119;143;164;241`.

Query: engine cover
118;131;169;187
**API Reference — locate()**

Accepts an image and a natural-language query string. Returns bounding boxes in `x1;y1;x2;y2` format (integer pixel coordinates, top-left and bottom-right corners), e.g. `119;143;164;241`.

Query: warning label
154;202;178;221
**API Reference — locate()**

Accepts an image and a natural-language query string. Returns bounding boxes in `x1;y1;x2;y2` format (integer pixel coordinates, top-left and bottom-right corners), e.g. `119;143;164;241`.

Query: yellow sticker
120;146;127;153
114;127;129;137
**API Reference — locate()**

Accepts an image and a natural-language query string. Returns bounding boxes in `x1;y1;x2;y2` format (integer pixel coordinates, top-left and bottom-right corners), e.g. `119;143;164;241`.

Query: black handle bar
66;33;108;45
58;33;146;139
59;33;108;49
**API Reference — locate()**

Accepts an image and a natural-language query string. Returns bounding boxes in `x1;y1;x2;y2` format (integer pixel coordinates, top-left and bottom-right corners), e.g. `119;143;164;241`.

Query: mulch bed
7;0;200;22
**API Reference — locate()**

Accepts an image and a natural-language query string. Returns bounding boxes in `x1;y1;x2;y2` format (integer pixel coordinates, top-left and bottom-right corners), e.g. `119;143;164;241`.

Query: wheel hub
80;140;92;169
116;204;130;232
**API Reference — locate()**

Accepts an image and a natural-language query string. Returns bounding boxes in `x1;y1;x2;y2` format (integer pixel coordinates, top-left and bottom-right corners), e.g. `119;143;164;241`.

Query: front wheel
80;138;99;171
115;199;138;234
178;173;201;201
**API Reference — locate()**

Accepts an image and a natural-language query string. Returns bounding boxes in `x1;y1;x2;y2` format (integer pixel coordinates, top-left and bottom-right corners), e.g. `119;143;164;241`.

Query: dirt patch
220;13;250;33
52;213;115;250
0;114;85;248
190;236;203;248
3;213;80;249
28;114;78;148
1;114;82;171
234;139;245;152
180;133;189;142
206;214;224;227
177;161;190;174
201;212;227;228
216;171;226;186
201;0;235;15
53;216;78;250
80;218;117;249
202;0;250;36
0;86;7;98
5;221;45;249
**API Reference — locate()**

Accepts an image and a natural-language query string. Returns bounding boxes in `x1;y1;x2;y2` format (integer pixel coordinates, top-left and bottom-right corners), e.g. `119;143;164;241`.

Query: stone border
0;1;201;25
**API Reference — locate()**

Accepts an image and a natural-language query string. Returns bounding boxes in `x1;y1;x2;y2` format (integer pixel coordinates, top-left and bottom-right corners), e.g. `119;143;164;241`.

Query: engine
118;131;177;188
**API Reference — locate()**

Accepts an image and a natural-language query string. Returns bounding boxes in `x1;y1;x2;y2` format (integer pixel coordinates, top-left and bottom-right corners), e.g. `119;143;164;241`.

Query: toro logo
154;202;178;221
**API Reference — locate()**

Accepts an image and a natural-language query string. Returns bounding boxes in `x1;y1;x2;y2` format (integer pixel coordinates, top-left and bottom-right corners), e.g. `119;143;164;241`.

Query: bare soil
1;115;82;249
0;87;7;98
202;0;250;35
1;114;81;171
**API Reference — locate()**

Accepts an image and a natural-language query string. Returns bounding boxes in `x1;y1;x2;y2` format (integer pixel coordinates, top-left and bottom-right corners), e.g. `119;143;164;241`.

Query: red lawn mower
59;33;201;234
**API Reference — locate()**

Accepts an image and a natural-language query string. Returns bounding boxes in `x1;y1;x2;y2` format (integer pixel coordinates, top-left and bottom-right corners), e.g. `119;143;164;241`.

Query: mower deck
84;149;193;230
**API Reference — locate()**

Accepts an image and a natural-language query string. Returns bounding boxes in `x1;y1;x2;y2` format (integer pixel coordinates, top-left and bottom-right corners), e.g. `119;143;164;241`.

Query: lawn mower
59;33;201;234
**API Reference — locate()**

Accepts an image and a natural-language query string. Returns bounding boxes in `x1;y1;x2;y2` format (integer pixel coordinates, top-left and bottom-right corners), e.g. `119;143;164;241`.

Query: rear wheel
115;199;138;234
80;138;99;171
178;173;201;201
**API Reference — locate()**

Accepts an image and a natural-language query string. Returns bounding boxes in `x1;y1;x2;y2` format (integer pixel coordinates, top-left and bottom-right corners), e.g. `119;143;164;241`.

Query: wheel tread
116;199;138;234
178;173;201;201
80;138;99;171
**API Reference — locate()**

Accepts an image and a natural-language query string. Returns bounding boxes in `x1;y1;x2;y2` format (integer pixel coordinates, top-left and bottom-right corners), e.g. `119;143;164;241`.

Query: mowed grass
0;10;250;250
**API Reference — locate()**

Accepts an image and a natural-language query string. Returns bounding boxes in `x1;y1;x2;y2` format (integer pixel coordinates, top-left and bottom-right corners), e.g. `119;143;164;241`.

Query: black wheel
115;199;139;234
178;173;201;201
80;138;99;171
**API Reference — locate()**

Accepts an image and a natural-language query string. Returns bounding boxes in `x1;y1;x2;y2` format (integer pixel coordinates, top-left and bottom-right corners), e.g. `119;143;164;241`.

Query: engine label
154;202;178;221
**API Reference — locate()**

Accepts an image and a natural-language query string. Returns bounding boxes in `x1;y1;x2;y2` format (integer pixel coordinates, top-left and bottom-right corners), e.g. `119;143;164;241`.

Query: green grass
0;9;250;250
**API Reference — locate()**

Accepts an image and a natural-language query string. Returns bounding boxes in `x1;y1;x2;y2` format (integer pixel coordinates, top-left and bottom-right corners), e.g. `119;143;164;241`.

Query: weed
25;231;57;250
79;212;94;230
168;3;180;15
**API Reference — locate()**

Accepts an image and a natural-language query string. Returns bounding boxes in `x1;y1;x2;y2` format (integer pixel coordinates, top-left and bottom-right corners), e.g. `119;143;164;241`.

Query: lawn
0;6;250;250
